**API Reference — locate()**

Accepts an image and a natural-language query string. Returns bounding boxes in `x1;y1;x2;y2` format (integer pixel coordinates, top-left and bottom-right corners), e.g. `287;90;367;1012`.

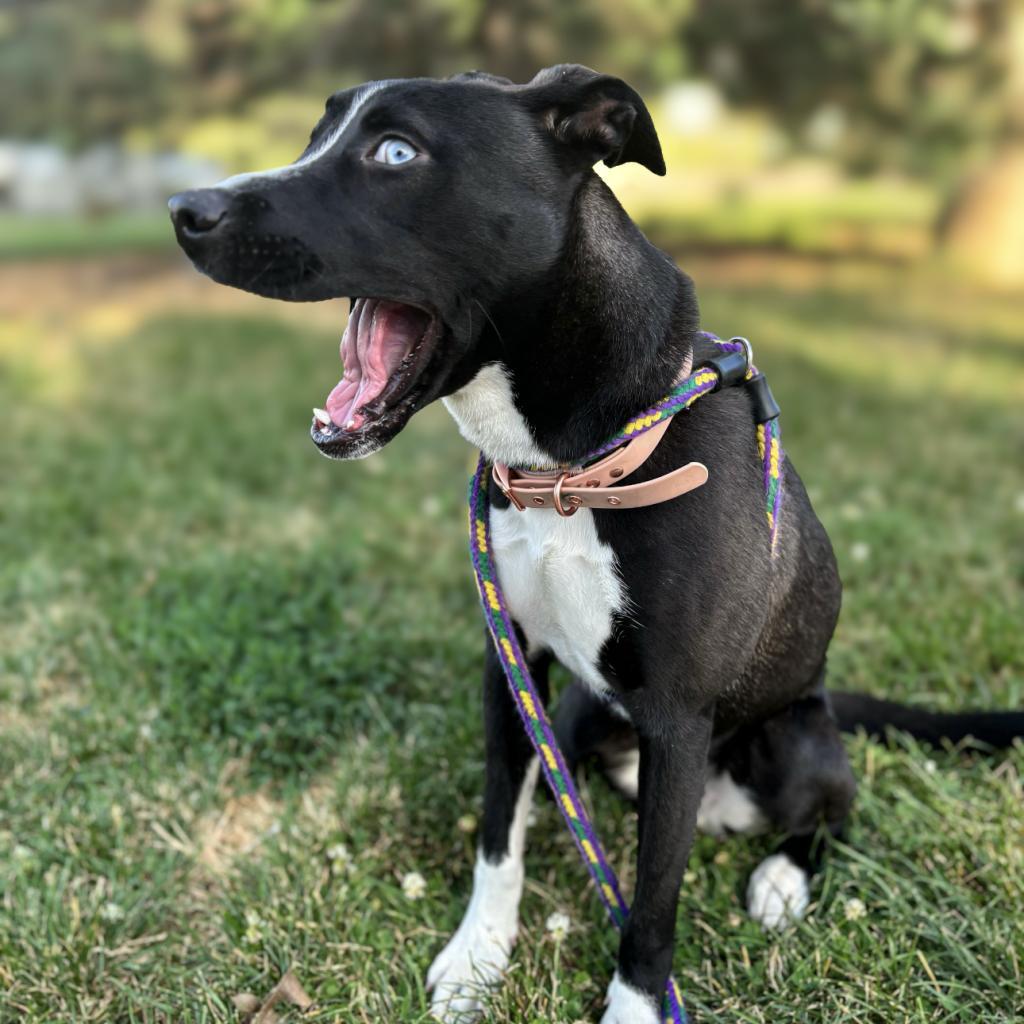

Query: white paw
426;914;514;1022
747;852;810;930
600;971;661;1024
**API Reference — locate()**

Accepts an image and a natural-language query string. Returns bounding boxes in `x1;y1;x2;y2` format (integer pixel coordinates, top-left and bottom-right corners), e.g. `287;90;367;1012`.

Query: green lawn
1;257;1022;1023
0;215;173;262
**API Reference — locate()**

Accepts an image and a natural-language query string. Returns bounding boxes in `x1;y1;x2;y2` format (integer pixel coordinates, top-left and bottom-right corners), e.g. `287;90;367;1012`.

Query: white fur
746;852;810;930
601;971;660;1024
491;504;626;698
445;361;627;698
603;746;641;799
215;81;391;189
428;759;539;1021
603;756;767;841
442;362;553;468
696;769;767;838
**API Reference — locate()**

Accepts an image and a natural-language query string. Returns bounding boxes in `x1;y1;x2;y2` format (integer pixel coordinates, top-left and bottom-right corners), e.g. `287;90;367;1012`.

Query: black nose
168;189;231;236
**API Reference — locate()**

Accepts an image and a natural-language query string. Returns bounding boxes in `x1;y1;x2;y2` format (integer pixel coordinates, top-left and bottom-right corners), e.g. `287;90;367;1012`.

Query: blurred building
0;143;223;215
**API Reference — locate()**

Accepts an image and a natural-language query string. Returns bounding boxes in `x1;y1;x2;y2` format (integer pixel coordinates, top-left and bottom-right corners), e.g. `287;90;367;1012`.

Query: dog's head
169;65;664;459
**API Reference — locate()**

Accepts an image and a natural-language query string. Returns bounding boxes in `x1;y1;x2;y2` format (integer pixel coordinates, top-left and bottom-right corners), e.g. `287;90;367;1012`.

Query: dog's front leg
427;638;548;1022
603;711;713;1024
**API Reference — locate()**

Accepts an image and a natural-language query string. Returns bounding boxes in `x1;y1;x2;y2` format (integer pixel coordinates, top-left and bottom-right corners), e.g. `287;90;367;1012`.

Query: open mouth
311;297;440;457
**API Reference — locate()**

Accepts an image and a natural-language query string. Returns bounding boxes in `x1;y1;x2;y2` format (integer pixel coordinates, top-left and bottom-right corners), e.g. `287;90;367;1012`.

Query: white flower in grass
924;759;937;774
456;814;477;834
243;908;264;945
850;542;870;563
327;842;354;875
100;901;125;923
402;871;427;901
545;911;571;941
844;897;867;921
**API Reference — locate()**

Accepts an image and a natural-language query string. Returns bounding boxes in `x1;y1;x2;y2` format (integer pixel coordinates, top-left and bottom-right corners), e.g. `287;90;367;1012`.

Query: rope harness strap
467;335;784;1024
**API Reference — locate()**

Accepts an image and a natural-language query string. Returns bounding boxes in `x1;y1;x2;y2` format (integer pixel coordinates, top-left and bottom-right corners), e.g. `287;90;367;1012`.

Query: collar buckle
492;462;527;511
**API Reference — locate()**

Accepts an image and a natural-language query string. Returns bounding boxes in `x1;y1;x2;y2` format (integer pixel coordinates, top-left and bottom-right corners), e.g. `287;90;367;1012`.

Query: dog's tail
831;691;1024;749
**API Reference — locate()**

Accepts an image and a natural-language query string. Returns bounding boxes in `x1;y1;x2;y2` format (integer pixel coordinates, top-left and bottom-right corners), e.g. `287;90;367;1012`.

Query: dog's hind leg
426;640;550;1022
552;679;641;798
735;692;856;930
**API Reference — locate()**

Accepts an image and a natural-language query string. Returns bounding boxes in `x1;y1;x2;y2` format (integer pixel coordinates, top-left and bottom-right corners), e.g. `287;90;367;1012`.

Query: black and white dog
169;65;1023;1023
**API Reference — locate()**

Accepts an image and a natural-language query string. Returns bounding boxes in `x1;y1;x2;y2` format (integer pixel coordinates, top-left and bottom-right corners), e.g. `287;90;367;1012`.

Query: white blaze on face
214;80;393;190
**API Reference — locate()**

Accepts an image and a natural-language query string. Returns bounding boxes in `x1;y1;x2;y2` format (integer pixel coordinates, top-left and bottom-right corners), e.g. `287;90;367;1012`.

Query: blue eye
372;137;418;165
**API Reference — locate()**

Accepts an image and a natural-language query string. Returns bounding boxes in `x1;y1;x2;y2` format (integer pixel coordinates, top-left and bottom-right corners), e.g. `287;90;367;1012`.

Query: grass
0;214;172;262
1;253;1023;1024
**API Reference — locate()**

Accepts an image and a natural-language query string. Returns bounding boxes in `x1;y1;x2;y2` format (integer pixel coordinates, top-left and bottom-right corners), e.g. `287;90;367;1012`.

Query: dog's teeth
313;407;332;428
345;418;356;430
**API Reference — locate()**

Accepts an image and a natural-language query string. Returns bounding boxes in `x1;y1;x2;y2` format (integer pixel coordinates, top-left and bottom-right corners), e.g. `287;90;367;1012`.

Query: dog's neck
445;174;699;467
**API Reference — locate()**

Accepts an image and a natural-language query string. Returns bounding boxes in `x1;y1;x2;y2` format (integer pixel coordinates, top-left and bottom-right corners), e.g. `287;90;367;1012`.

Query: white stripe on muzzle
214;80;392;189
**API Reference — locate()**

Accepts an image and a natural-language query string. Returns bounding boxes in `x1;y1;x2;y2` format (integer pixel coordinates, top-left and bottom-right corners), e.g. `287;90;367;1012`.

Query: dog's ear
523;64;665;176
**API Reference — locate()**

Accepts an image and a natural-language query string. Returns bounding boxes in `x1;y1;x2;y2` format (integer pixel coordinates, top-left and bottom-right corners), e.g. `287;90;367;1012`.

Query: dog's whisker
473;299;506;353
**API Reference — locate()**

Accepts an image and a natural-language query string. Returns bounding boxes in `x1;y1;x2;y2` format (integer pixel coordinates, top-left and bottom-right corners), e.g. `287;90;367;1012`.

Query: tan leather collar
492;352;708;517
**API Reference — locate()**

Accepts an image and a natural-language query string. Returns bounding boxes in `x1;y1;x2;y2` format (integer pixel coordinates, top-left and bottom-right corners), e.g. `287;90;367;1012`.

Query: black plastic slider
745;372;780;423
700;348;749;390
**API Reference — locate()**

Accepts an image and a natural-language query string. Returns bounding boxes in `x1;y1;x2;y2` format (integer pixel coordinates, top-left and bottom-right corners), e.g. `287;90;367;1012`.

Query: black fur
169;65;1022;1017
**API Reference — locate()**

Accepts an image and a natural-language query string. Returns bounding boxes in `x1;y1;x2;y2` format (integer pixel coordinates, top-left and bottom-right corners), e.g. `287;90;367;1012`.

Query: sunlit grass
1;257;1022;1022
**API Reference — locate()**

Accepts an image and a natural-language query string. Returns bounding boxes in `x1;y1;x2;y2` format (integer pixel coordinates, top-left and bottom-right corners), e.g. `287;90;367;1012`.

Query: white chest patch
442;361;554;468
445;361;628;695
490;504;626;696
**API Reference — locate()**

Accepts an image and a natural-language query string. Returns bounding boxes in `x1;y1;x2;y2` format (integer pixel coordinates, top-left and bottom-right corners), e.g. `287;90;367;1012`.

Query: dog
169;64;1024;1023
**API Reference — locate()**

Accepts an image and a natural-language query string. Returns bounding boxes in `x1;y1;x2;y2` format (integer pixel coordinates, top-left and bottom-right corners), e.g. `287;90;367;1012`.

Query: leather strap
492;349;707;516
492;415;708;514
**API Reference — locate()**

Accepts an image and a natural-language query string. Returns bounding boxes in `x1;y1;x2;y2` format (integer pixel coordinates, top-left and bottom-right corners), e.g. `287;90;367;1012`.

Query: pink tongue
325;298;428;429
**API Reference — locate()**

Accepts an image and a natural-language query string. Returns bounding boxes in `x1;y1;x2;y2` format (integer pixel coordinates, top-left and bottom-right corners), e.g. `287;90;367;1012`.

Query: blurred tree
0;0;690;148
0;0;172;148
684;0;1024;285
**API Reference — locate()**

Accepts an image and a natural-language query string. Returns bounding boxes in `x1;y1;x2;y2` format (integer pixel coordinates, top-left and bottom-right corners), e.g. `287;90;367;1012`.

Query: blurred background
2;3;1022;1023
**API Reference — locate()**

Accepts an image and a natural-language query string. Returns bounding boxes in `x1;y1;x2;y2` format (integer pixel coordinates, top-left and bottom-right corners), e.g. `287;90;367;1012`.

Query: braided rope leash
585;334;782;551
467;336;784;1023
469;461;686;1023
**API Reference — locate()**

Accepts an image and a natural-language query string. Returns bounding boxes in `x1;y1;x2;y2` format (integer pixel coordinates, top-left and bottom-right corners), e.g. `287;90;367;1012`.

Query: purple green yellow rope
467;334;783;1024
582;334;783;553
469;460;687;1024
